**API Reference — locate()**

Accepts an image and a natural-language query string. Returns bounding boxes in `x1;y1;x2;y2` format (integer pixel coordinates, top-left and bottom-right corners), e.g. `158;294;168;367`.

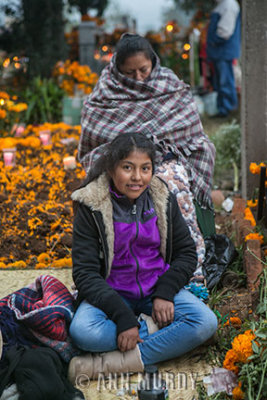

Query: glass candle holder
3;148;16;167
63;156;76;170
12;123;25;137
39;130;51;146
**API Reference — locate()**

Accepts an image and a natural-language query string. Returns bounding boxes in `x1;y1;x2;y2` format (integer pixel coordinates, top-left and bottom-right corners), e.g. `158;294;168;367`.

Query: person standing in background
207;0;241;117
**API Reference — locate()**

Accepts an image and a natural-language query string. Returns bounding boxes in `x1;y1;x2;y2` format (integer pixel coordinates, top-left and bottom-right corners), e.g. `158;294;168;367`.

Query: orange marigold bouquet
222;268;267;400
52;60;99;96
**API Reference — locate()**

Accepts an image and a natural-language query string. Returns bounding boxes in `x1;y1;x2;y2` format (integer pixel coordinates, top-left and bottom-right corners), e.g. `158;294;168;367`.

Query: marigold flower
245;233;264;244
249;162;260;174
12;260;27;269
232;330;255;363
51;259;64;268
51;220;61;231
0;137;16;150
0;91;10;100
223;348;239;374
246;199;258;208
223;330;256;374
224;317;242;327
244;207;256;226
232;382;245;400
0;109;7;119
0;262;8;269
35;262;47;269
8;103;28;112
37;253;51;264
63;257;72;267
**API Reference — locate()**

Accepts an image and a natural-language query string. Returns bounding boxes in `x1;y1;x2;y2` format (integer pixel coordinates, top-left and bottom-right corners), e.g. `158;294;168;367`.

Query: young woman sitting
68;132;217;382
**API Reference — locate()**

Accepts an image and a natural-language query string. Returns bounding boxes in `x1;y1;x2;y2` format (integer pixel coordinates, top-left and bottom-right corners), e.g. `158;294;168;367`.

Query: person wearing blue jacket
207;0;241;117
67;132;217;382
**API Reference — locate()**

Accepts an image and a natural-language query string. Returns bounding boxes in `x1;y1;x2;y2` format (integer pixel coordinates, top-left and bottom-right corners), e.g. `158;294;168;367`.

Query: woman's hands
152;298;174;329
117;327;143;352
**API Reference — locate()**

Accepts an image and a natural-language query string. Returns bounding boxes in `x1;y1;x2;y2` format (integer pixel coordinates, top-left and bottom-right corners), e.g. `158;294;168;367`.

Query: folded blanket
0;275;79;362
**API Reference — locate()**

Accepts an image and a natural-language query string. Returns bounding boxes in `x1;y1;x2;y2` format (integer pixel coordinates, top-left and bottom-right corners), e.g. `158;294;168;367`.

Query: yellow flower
0;137;16;150
244;207;256;226
224;317;242;328
249;161;266;175
12;260;27;269
51;258;72;268
8;103;28;112
223;330;256;374
232;330;255;363
37;253;51;264
246;199;258;208
223;348;239;374
232;382;245;400
51;220;61;231
0;262;8;269
63;257;72;267
0;91;10;100
0;109;7;119
245;233;264;244
35;262;48;269
249;162;260;174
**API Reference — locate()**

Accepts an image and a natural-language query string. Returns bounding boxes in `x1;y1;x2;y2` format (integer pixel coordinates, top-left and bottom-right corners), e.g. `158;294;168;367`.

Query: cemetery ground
0;115;266;400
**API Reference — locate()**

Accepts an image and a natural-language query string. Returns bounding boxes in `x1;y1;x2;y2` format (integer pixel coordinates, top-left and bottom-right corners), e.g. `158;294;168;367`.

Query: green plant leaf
252;340;260;354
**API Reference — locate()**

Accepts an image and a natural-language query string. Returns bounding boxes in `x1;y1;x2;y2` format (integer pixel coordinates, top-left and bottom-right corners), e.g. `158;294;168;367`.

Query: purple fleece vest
106;187;170;299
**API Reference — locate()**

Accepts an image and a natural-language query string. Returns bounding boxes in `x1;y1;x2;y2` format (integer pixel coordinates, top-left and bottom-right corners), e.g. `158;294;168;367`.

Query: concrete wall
241;0;267;199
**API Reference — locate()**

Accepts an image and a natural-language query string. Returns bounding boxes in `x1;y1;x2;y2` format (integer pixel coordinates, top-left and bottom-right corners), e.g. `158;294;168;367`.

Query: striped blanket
79;54;216;208
0;275;78;361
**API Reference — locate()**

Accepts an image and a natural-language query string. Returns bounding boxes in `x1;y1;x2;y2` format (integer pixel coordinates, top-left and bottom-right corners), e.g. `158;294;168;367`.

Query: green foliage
211;120;241;191
238;268;267;400
23;77;64;124
202;267;267;399
211;120;241;171
197;382;231;399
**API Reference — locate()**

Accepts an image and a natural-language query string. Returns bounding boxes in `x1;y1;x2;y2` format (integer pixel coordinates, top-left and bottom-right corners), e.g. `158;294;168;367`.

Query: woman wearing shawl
78;33;216;272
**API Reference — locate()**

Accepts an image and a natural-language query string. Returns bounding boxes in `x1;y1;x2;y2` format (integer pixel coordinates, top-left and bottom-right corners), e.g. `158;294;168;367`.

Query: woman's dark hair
115;33;157;70
82;132;156;187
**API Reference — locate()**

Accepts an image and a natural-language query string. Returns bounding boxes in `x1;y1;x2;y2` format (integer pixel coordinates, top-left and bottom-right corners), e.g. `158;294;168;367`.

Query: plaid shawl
79;55;216;208
0;275;78;362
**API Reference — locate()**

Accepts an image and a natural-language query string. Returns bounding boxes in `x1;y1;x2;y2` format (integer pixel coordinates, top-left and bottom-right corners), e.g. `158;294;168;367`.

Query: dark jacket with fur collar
71;174;197;335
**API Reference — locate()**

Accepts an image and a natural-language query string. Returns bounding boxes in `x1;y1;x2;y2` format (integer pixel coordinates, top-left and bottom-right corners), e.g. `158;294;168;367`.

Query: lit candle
39;130;51;146
3;148;16;167
12;123;25;137
63;156;76;170
15;124;25;137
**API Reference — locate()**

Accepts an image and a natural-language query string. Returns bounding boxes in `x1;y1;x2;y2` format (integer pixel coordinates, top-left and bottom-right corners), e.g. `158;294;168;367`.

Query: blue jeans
69;289;217;365
213;59;238;116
